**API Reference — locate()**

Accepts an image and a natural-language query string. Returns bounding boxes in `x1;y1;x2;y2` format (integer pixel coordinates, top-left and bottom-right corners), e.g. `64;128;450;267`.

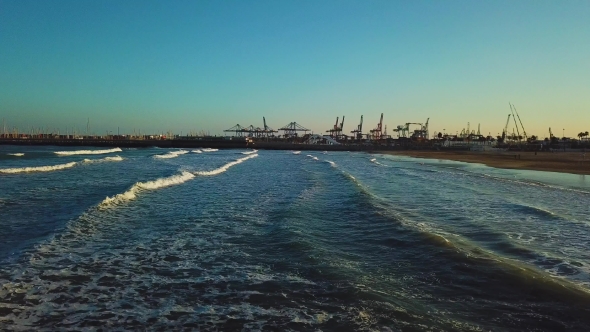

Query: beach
381;150;590;175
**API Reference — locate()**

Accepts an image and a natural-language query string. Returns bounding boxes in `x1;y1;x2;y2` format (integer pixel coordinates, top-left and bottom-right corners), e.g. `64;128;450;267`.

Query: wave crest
193;154;258;176
101;154;258;207
83;155;124;163
7;153;24;157
55;148;122;155
100;171;196;206
154;150;189;159
242;149;258;155
0;162;78;174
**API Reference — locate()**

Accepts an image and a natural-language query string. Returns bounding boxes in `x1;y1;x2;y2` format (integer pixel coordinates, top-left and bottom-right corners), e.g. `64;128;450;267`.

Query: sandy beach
381;150;590;175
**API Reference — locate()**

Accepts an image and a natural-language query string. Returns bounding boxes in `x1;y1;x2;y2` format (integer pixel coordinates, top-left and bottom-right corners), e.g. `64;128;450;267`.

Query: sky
1;0;589;138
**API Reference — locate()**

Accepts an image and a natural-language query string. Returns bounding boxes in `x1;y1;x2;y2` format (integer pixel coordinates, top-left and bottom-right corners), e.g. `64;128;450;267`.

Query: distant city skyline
1;0;589;138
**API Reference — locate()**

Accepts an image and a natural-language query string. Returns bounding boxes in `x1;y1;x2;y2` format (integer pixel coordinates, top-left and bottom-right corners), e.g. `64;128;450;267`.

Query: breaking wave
193;154;258;176
242;149;258;155
307;155;319;161
202;148;219;152
7;153;24;157
292;151;301;155
192;150;202;154
82;155;124;163
325;160;336;167
100;172;195;206
100;154;258;207
153;150;189;159
370;158;387;166
0;162;77;174
54;148;122;155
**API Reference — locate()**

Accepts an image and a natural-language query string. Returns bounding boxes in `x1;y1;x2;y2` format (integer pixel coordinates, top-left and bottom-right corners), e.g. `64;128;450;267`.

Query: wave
153;150;189;159
370;158;387;166
0;162;78;174
292;151;301;155
202;148;219;152
192;150;202;154
54;147;122;155
325;160;336;167
100;154;258;207
7;153;24;156
306;155;319;161
242;149;258;155
193;154;258;176
100;171;195;206
82;155;124;163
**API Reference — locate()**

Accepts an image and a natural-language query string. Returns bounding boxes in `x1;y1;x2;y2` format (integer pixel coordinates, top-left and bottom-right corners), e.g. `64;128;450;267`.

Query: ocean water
1;145;590;331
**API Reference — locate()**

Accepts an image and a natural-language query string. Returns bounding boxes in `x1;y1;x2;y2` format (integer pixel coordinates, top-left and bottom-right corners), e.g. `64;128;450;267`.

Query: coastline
379;150;590;175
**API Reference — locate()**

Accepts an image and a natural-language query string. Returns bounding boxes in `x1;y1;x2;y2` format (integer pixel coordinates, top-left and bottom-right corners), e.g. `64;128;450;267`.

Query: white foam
7;153;24;156
83;155;124;163
100;171;196;206
0;162;77;174
202;148;219;152
193;154;258;176
192;150;202;153
370;158;387;166
54;147;122;155
307;155;318;161
292;151;301;155
242;149;258;155
153;150;189;159
325;160;336;167
100;154;257;207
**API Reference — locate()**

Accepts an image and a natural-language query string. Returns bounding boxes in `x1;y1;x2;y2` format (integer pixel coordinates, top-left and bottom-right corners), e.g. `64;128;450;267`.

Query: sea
1;145;589;331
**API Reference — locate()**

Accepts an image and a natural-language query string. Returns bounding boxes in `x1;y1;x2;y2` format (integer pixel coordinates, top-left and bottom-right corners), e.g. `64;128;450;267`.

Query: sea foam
202;148;219;152
242;149;258;155
0;162;78;174
370;158;387;166
100;171;196;206
101;154;258;207
7;153;24;157
193;154;258;176
54;148;122;155
153;150;189;159
83;155;124;163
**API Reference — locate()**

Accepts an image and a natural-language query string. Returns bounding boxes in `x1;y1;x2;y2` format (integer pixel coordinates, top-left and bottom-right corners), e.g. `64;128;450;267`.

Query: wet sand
381;150;590;175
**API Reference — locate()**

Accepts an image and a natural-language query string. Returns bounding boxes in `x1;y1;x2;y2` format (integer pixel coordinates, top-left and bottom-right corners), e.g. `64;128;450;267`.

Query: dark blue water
1;146;590;330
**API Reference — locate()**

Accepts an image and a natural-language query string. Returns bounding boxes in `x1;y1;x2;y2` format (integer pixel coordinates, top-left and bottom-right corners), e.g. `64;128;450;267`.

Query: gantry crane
369;113;384;140
351;115;363;140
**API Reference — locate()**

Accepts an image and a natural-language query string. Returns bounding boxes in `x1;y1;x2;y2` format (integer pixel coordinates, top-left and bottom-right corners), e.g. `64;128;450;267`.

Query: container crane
351;115;363;140
369;113;384;140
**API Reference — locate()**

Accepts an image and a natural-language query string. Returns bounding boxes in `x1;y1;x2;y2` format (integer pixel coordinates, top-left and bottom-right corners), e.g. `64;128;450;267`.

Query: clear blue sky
1;0;589;137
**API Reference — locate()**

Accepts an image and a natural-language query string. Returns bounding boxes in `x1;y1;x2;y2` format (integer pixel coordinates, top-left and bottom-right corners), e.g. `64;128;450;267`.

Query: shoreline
379;150;590;175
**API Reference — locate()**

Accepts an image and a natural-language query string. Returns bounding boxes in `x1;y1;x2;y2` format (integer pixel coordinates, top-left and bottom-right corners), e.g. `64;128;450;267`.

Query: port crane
351;115;363;140
262;117;277;137
369;113;384;140
279;122;310;138
326;116;345;138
